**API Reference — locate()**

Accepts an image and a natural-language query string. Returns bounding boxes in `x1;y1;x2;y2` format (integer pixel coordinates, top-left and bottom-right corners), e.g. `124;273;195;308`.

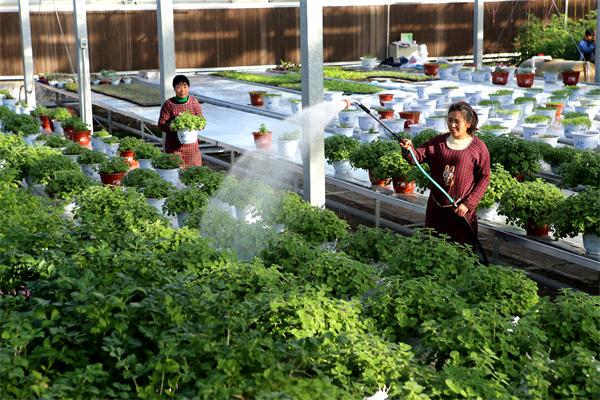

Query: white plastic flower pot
522;123;549;139
277;139;299;158
104;143;120;158
478;202;503;223
574;105;599;120
543;71;558;83
360;57;377;70
24;134;38;146
472;106;490;127
570;131;599;149
384;118;406;134
156;168;180;185
177;211;190;228
138;158;154;170
338;109;359;126
583;233;600;256
382;100;404;113
534;109;556;124
146;197;167;214
426;116;447;132
52;121;64;135
110;78;121;85
531;134;559;147
438;68;452;80
457;70;472;81
177;129;199;144
290;101;302;113
80;163;101;181
471;70;488;82
359;131;380;143
563;124;588;139
409;123;435;137
332;160;352;174
489;93;513;106
123;78;132;85
324;91;344;102
263;94;282;110
358;114;379;131
64;154;79;162
92;137;107;153
334;125;355;137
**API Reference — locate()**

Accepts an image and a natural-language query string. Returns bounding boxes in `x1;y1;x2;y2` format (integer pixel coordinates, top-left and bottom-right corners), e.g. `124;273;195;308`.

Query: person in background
399;101;490;245
158;75;204;167
578;28;596;62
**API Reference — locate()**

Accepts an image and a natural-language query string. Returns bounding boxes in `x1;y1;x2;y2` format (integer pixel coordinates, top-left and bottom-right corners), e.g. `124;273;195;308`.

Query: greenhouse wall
0;0;596;76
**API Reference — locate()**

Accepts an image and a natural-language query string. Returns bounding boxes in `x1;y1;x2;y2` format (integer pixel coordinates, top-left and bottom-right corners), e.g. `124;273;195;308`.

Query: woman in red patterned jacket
157;75;204;167
400;101;490;245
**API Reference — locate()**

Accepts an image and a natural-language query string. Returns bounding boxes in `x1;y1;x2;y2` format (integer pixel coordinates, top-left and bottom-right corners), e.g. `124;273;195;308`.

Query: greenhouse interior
0;0;599;398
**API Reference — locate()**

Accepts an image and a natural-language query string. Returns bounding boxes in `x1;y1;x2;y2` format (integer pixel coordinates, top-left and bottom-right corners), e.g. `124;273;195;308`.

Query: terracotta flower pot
249;91;266;106
525;220;550;237
399;111;421;130
491;71;509;85
423;63;439;76
378;93;394;106
392;177;416;194
71;130;91;148
561;71;580;86
368;170;391;187
516;73;535;88
546;103;564;119
377;109;395;120
120;150;139;170
63;126;74;140
39;116;53;132
99;172;126;186
252;131;272;149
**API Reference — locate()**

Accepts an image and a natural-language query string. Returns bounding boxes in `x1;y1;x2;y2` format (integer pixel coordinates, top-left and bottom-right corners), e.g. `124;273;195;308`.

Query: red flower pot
71;130;91;148
378;93;394;106
561;71;580;86
63;126;74;140
399;111;421;130
39;116;53;132
99;172;126;186
491;71;509;85
377;109;395;120
525;221;550;237
546;102;564;119
368;170;391;187
252;131;272;149
120;150;139;170
392;177;416;194
249;91;266;106
516;73;535;88
423;63;439;76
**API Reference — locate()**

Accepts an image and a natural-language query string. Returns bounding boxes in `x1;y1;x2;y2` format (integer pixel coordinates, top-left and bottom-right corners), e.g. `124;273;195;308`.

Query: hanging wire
54;0;75;74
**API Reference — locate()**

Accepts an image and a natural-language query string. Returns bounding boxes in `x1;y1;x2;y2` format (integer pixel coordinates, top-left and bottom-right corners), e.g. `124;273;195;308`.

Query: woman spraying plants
399;101;490;245
157;75;205;168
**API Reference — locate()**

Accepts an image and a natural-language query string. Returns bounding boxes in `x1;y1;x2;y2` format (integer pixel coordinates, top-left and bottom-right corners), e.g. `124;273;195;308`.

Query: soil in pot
376;109;395;120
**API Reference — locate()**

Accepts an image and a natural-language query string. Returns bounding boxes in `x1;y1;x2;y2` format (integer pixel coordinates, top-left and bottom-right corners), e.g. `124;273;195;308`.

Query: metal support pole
300;0;325;207
107;110;113;132
596;1;600;84
18;0;35;108
386;4;390;59
564;0;569;24
73;0;92;129
157;0;176;104
473;0;484;68
375;198;381;228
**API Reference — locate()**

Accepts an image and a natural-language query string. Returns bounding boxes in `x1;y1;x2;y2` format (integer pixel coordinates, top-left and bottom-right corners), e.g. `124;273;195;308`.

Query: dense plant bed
91;83;162;106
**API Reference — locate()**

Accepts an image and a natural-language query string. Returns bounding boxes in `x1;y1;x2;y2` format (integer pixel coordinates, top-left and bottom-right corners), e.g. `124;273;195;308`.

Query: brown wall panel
0;1;597;76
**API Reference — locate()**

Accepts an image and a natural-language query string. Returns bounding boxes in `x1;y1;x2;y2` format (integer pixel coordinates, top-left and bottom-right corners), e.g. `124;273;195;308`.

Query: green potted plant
134;142;162;169
27;154;80;187
248;90;266;106
277;130;300;158
349;139;400;186
102;136;120;157
533;105;557;123
515;67;535;88
7;114;40;143
45;169;94;202
483;134;541;180
179;166;225;195
62;142;86;161
360;126;381;142
498;179;564;236
252;123;272;149
91;128;111;153
77;149;108;182
122;168;162;189
491;66;509;85
412;128;438;148
68;119;91;148
49;108;71;129
290;98;302;113
561;115;592;138
524;114;552;126
334;122;355;137
98;156;129;186
360;54;378;70
489;89;514;105
375;152;419;193
262;92;283;110
169;111;207;144
552;187;600;256
477;163;517;222
513;96;537;115
140;178;176;214
479;124;510;136
164;187;209;227
559;151;600;188
31;105;53;132
42;135;69;149
324;135;360;174
151;153;183;184
118;136;145;168
478;99;501;109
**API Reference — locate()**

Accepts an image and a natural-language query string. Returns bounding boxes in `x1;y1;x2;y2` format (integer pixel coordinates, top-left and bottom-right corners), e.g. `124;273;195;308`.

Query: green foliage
513;96;536;105
374;151;419;181
280;130;300;141
412;128;439;148
77;149;108;165
27;154;81;184
151;153;182;169
539;143;579;165
4;114;40;136
169;111;207;131
524;114;551;124
514;12;596;62
49;107;72;121
559;150;600;187
45;169;95;199
338;225;402;263
98;157;129;174
562;115;592;129
164;187;208;215
101;136;119;144
498;179;564;228
140;178;175;199
218;177;273;211
0;105;12;121
349;139;400;170
552;187;600;237
44;135;69;149
256;123;269;134
122;168;162;188
30;105;51;118
479;134;541;179
62;142;86;156
134;142;161;160
118;136;145;152
478;163;518;209
92;128;111;138
324;135;360;162
179;166;225;195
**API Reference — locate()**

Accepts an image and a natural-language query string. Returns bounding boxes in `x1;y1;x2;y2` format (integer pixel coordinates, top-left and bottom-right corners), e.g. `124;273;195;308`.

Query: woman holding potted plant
399;101;490;245
157;75;204;168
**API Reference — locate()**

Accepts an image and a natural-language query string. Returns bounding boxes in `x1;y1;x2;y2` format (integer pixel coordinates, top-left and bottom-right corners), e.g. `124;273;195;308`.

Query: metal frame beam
300;0;325;207
473;0;484;68
73;0;92;128
18;0;35;108
157;0;176;104
596;1;600;83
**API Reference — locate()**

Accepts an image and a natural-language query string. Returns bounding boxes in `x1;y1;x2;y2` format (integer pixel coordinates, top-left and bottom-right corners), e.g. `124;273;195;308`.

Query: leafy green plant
279;130;300;141
552;187;600;237
98;157;129;174
27;154;80;184
480;134;541;179
62;142;86;156
349;139;400;170
4;114;40;136
373;152;419;181
412;128;438;148
559;151;600;187
77;149;107;165
514;96;536;105
179;166;225;195
255;123;270;135
45;169;95;199
324;135;360;162
562;115;592;129
495;109;520;116
121;168;162;188
524;115;551;124
478;163;518;209
492;89;514;96
478;100;501;107
101;136;119;144
164;187;208;215
118;136;145;152
70;119;89;132
134;142;161;160
498;179;564;228
30;105;51;118
169;111;207;131
152;153;182;169
140;178;176;199
92;129;111;138
43;135;69;149
49;107;72;121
